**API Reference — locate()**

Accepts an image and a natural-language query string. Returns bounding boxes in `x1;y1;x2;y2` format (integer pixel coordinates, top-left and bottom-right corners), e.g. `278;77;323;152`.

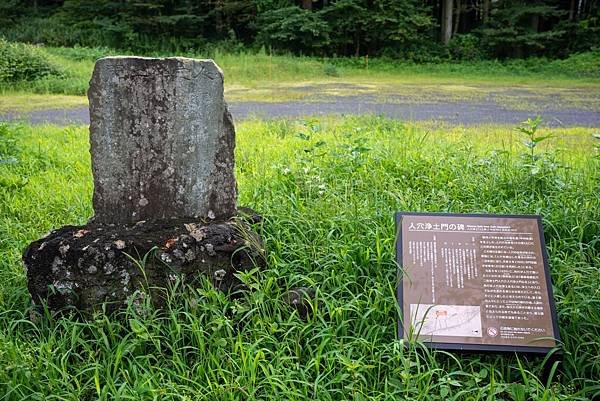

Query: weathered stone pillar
23;57;264;314
89;57;237;224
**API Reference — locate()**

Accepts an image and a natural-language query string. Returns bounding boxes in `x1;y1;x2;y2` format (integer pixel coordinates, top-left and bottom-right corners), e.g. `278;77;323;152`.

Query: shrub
255;7;331;55
549;50;600;78
0;39;63;83
447;34;486;61
323;63;339;77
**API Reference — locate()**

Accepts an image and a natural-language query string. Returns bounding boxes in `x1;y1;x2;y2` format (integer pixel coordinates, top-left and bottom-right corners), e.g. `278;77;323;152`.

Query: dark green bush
255;7;331;54
448;34;487;61
0;39;63;83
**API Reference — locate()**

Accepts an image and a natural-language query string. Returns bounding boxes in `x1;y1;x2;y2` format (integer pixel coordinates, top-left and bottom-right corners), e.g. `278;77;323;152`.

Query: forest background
1;0;599;61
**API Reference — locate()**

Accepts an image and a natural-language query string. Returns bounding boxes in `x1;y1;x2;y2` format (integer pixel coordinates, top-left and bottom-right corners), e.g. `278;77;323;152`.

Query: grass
1;45;600;112
2;83;600;115
1;116;599;399
0;93;88;113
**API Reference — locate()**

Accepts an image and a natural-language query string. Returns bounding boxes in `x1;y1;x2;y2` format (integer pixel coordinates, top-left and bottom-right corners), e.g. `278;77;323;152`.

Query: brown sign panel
396;212;560;353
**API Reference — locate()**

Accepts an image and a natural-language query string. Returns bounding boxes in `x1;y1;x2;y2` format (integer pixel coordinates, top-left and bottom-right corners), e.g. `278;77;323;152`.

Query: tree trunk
483;0;490;23
302;0;312;10
569;0;576;20
215;0;224;37
530;13;539;32
441;0;453;45
453;0;461;34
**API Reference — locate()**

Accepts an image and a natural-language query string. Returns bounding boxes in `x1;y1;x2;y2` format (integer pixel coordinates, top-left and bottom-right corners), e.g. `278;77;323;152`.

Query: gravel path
2;96;599;127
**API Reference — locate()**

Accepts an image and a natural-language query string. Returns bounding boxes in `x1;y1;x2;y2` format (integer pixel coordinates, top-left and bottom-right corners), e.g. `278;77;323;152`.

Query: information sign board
396;212;560;353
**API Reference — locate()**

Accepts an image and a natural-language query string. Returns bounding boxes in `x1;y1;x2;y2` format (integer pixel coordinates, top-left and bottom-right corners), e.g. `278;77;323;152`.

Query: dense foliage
1;0;598;60
0;39;62;83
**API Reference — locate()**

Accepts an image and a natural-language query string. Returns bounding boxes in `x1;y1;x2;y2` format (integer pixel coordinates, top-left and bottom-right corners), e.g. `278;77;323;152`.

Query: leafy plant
548;50;600;78
0;39;63;83
516;116;553;175
593;133;600;157
323;63;339;77
0;123;18;166
448;33;486;61
254;6;331;54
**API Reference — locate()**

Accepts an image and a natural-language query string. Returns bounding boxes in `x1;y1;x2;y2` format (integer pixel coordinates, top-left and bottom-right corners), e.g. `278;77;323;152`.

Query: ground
1;47;599;126
1;49;599;400
2;83;600;126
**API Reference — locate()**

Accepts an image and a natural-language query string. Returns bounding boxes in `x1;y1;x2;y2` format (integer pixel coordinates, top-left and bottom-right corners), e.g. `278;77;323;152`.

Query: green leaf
129;318;149;340
523;140;536;149
352;146;371;154
506;383;527;401
532;134;552;143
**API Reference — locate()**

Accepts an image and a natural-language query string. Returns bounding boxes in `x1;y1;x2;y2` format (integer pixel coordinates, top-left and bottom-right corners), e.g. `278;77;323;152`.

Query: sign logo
487;327;498;337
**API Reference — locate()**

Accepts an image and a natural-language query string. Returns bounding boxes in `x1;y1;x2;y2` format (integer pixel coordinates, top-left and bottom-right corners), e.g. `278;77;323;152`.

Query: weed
513;116;567;198
323;63;339;77
517;116;551;167
0;117;598;399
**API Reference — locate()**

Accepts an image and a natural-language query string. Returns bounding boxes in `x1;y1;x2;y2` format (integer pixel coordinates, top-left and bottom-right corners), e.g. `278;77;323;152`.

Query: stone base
23;213;264;314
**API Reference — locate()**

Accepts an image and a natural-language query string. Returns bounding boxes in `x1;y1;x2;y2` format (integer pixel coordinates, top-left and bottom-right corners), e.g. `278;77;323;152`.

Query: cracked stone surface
88;57;237;224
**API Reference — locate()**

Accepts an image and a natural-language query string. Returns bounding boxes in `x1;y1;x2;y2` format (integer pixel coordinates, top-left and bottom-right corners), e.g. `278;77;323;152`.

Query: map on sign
410;304;482;337
396;212;560;353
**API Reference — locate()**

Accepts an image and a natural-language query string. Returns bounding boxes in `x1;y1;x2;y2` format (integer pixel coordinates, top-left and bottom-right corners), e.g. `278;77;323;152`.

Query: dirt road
2;95;599;127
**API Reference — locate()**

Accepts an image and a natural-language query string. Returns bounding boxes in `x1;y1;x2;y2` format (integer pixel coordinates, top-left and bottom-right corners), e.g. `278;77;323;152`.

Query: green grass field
1;45;600;112
1;117;599;400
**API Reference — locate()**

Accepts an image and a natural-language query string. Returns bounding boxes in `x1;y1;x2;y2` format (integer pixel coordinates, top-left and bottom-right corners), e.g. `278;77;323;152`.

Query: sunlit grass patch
0;116;598;399
0;93;88;113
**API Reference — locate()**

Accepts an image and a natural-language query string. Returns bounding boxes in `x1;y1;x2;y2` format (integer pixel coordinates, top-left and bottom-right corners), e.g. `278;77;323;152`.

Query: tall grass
1;45;599;97
0;117;599;399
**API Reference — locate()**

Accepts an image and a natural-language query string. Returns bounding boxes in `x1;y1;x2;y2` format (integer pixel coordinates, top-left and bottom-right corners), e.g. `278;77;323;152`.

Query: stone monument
23;57;264;313
88;57;236;224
